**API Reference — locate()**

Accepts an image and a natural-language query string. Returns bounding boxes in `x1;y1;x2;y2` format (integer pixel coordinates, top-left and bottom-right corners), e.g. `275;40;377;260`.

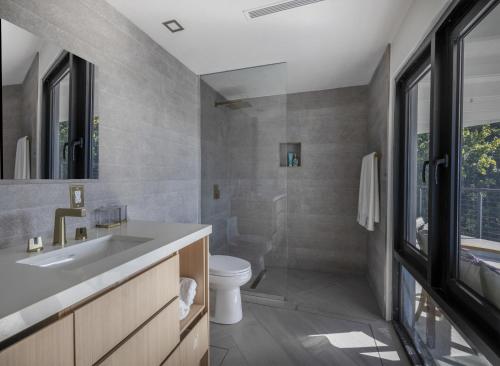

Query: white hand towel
179;298;190;320
14;136;30;180
357;152;380;231
179;277;197;320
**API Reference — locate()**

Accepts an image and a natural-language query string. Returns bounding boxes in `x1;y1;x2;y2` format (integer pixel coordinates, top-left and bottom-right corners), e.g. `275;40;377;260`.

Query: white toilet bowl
209;255;252;324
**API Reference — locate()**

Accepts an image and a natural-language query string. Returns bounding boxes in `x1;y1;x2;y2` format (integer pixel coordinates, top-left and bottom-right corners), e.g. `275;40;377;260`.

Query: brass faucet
53;208;87;246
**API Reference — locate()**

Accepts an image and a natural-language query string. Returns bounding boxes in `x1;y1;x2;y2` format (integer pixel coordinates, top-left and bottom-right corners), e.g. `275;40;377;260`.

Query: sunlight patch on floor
308;331;387;349
361;351;401;361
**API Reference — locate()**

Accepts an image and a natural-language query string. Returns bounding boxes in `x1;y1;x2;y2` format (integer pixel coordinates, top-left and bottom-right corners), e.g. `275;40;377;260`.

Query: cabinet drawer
75;255;179;366
179;313;208;366
161;347;180;366
101;298;180;366
0;315;74;366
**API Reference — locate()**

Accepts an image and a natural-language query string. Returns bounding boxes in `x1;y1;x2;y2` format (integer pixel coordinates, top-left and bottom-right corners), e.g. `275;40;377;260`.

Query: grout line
209;345;229;366
244;297;381;328
368;323;387;366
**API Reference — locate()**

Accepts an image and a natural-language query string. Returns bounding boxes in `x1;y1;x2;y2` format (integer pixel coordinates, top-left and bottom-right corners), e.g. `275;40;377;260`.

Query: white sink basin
17;235;153;270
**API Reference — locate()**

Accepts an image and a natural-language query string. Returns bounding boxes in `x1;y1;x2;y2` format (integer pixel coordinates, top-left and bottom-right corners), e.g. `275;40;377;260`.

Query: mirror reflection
1;19;98;180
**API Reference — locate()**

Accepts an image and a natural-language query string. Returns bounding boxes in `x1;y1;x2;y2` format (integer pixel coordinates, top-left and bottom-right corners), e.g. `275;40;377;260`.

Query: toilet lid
210;255;251;277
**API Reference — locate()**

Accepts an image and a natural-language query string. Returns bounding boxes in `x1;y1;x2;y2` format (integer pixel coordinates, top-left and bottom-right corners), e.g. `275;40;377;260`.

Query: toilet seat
210;255;251;277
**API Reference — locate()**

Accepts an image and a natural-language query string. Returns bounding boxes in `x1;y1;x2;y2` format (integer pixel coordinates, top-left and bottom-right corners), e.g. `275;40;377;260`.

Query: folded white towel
179;277;197;320
179;298;190;320
357;152;379;231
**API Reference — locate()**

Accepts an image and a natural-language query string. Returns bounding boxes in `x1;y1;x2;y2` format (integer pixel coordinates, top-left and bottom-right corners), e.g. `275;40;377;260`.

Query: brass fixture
27;236;44;253
75;227;88;241
53;208;87;246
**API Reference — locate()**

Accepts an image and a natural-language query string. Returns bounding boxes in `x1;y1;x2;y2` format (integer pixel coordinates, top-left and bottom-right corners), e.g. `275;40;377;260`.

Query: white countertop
0;221;211;346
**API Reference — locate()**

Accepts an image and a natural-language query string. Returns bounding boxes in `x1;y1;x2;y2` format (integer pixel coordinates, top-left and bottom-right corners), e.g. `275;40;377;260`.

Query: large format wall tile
366;46;391;316
285;86;369;273
201;84;370;274
0;0;200;248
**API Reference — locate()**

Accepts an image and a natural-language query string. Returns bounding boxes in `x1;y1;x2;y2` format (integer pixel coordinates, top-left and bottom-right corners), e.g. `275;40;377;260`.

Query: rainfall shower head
214;99;252;110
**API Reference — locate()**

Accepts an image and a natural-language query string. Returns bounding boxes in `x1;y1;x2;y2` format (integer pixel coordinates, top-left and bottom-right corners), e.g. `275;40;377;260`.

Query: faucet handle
27;237;44;253
75;227;88;241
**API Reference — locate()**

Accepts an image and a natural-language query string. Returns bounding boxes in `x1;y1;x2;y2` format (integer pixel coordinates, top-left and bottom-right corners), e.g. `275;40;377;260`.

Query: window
400;268;491;365
457;3;500;311
395;50;433;278
406;69;432;257
48;69;70;179
42;52;96;179
394;0;500;363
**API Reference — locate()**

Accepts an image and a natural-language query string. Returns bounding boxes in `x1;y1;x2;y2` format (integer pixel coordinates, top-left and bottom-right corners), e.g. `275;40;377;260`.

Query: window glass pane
51;72;70;180
406;71;431;255
459;4;500;310
400;267;491;365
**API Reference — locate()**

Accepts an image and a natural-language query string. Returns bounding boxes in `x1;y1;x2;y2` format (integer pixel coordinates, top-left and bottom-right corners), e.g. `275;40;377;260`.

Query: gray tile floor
210;269;411;366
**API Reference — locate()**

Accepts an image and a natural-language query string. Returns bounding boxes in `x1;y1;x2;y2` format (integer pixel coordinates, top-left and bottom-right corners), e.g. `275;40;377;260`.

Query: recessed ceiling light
163;20;184;33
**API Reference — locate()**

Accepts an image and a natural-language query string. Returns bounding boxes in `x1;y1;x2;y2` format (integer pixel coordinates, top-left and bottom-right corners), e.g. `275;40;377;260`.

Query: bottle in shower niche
293;153;299;167
288;152;294;167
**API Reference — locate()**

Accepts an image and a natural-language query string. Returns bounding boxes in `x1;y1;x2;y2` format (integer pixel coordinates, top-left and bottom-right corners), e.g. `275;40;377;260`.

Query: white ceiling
1;20;40;86
106;0;413;95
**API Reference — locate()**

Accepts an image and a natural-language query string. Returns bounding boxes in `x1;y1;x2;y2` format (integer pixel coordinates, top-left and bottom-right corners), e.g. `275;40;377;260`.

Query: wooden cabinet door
179;313;209;366
0;315;74;366
162;347;180;366
75;255;179;366
101;299;180;366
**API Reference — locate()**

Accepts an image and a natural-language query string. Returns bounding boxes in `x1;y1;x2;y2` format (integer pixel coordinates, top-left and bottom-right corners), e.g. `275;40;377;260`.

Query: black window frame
393;0;500;363
394;48;433;281
0;20;3;179
42;52;71;179
42;51;95;179
446;0;500;347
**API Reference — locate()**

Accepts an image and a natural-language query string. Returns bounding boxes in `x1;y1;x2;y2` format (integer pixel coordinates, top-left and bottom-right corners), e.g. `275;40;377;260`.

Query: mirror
1;19;98;180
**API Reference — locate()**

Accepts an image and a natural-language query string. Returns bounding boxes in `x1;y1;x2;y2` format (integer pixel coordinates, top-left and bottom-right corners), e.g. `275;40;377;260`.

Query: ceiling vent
244;0;325;19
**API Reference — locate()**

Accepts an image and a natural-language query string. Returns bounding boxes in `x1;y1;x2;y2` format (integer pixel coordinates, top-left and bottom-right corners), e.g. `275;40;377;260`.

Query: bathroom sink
17;235;153;270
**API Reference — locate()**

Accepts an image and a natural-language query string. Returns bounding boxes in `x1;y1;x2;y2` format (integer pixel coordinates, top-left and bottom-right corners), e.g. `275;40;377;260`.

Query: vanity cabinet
0;235;210;366
0;315;74;366
162;347;180;366
75;254;180;366
179;313;209;366
100;299;180;366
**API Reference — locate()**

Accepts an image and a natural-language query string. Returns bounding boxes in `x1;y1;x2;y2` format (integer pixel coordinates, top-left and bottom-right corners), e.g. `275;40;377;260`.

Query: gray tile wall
21;53;39;176
201;86;370;274
0;0;200;248
200;81;230;253
2;84;22;179
200;91;288;265
226;95;288;267
287;87;369;273
2;54;38;179
366;46;391;315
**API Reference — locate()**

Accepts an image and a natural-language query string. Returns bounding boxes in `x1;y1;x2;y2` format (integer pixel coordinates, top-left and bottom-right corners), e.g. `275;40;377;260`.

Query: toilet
209;255;252;324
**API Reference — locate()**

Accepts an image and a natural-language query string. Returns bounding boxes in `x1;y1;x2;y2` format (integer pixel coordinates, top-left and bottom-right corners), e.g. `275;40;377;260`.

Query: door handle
422;160;430;184
70;137;84;161
434;155;448;185
62;142;69;161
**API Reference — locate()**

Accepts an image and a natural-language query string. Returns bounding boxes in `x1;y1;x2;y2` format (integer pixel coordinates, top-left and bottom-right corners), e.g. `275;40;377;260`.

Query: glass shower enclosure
201;63;288;299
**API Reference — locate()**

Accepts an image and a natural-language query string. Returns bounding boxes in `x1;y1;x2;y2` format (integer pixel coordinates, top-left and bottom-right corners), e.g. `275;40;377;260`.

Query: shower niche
279;143;301;167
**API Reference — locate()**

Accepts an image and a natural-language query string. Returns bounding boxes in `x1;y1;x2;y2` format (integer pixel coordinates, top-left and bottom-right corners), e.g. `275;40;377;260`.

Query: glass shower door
200;63;288;298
